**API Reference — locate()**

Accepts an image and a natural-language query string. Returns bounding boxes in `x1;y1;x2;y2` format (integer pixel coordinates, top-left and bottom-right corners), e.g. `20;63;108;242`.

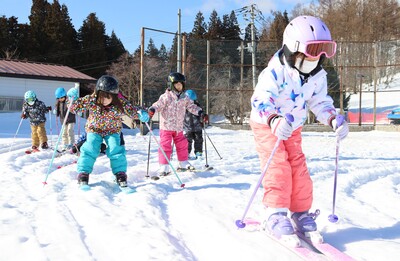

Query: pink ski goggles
302;40;337;58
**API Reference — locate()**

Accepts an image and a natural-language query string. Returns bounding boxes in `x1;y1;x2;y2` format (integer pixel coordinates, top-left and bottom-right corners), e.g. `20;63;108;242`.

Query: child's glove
46;106;52;112
148;107;155;118
21;113;27;119
138;110;150;122
67;88;79;101
202;113;209;124
270;116;293;140
332;115;349;141
52;108;57;115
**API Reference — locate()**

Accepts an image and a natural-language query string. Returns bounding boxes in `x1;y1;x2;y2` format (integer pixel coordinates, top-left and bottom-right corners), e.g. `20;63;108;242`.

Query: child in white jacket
250;16;349;239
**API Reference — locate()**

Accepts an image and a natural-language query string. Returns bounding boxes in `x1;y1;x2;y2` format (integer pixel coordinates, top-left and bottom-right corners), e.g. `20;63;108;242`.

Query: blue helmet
185;90;197;101
24;90;36;105
55;87;66;98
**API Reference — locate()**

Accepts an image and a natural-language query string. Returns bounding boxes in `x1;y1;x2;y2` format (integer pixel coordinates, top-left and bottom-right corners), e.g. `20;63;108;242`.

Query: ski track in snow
1;127;400;260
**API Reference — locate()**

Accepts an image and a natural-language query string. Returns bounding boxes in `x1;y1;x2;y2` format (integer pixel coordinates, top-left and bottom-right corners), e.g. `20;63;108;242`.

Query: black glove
47;106;52;112
148;107;155;118
198;111;208;123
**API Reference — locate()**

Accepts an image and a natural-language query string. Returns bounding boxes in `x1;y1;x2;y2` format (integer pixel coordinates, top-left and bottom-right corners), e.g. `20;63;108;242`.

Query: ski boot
158;164;171;177
291;210;323;243
41;142;49;149
77;173;89;186
177;160;195;172
70;145;78;155
115;172;128;187
265;212;295;237
263;212;300;247
31;145;40;152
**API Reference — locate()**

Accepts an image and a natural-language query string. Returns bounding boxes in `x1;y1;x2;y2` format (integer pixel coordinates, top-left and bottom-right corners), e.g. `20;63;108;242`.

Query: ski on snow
149;166;214;181
295;231;356;261
78;180;136;194
177;166;214;172
25;148;40;154
57;160;77;169
240;218;355;261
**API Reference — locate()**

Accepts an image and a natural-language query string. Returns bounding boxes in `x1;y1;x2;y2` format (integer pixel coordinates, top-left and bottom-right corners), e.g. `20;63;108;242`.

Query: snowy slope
0;112;400;261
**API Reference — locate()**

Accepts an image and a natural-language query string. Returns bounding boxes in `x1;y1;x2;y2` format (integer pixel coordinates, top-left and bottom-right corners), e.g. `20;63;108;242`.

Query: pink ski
295;231;356;261
242;218;328;260
25;148;40;154
57;160;77;169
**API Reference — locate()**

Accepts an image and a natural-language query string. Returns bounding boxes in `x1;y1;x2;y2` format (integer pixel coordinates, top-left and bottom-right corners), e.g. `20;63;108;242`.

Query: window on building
0;97;24;111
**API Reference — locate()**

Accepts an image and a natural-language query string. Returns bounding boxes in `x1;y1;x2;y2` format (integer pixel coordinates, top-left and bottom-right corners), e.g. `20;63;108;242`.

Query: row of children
21;72;206;187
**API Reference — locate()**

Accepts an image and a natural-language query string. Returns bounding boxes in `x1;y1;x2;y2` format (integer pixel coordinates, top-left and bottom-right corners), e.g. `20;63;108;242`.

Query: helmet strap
282;45;297;68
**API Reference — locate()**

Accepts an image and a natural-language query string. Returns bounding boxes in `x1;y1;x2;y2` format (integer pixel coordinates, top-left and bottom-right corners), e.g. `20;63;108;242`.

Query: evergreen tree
44;0;78;65
190;11;207;39
77;13;108;78
220;11;242;83
186;11;208;95
207;10;223;39
0;16;28;58
187;11;207;63
159;44;168;61
106;31;126;62
221;11;241;40
28;0;51;61
243;23;259;42
145;38;159;57
268;11;289;49
168;34;178;72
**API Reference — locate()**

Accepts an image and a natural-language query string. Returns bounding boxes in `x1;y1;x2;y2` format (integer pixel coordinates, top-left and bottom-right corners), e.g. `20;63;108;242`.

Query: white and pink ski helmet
283;16;336;58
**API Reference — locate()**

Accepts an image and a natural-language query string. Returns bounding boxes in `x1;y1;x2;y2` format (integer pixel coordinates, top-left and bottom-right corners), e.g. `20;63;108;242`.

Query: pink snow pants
158;130;189;164
250;120;313;212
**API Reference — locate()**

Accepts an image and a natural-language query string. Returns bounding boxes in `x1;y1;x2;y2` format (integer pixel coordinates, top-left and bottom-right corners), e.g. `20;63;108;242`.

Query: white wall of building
0;77;79;110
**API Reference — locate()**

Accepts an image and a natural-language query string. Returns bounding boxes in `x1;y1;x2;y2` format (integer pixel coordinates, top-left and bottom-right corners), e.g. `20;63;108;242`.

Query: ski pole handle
285;113;294;125
335;114;345;128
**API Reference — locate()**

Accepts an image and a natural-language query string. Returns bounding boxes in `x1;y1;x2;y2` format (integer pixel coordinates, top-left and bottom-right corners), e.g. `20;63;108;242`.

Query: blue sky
1;0;308;53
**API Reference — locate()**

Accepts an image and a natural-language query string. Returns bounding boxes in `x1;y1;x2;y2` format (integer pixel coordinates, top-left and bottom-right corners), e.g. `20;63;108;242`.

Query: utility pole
250;4;257;89
236;4;263;89
357;74;365;126
177;9;182;73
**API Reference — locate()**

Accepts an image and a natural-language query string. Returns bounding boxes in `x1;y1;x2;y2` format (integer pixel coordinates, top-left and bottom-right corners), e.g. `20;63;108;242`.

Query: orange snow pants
250;120;313;212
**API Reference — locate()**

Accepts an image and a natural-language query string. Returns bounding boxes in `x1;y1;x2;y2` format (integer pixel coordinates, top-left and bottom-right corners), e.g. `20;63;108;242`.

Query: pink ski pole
236;114;294;228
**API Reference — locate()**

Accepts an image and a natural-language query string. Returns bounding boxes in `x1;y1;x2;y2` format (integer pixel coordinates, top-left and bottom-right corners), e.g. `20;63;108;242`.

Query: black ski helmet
96;75;119;94
167;72;186;91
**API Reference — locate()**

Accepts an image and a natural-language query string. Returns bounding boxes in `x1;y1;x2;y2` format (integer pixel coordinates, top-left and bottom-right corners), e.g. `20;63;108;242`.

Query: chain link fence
141;38;400;126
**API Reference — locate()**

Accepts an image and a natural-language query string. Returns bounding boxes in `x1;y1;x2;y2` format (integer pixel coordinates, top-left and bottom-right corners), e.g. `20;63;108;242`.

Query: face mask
294;57;319;74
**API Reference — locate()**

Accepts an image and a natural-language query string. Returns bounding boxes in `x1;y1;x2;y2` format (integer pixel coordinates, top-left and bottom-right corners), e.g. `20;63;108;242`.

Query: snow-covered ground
0;111;399;261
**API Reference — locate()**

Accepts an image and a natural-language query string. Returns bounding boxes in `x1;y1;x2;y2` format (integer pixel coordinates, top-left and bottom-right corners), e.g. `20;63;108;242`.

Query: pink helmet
283;16;336;58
